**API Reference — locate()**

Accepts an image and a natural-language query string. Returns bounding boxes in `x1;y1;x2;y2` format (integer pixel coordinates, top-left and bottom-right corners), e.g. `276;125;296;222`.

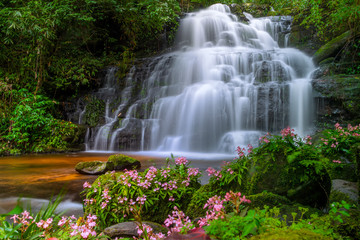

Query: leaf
1;204;23;217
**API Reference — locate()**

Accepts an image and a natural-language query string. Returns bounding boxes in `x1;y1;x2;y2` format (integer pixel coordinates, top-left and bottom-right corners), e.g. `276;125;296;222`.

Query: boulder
75;161;109;175
313;31;352;65
247;142;332;209
107;154;141;171
330;179;358;204
103;221;166;238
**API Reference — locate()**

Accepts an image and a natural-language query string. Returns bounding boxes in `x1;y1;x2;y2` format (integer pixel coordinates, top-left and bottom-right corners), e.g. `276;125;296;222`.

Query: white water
86;4;315;154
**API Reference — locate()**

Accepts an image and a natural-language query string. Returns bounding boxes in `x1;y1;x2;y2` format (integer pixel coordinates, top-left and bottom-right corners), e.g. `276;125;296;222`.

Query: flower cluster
8;211;100;239
81;156;202;228
198;191;251;227
280;126;295;138
304;135;312;145
164;206;194;235
259;132;271;143
236;144;254;158
206;167;222;180
134;224;165;240
175;156;188;165
68;214;97;239
319;123;360;161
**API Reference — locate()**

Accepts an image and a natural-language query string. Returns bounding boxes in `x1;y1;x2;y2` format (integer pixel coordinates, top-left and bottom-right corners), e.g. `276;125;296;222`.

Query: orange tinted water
0;152;165;202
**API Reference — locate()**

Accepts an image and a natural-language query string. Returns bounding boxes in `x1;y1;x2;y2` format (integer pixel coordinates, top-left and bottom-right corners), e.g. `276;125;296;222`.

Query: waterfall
85;4;314;154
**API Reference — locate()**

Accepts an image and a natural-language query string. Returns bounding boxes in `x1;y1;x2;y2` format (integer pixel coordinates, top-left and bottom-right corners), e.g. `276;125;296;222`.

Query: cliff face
288;17;360;127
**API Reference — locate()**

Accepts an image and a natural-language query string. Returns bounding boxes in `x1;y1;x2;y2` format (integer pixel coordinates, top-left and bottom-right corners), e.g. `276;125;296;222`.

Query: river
0;151;232;215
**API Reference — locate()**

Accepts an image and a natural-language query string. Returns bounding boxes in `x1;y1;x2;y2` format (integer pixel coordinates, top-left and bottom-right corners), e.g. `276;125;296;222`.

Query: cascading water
85;4;315;154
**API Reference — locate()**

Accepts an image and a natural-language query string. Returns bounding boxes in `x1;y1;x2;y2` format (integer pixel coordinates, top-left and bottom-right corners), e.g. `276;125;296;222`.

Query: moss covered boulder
247;139;331;209
75;161;110;175
107;154;140;170
313;31;352;65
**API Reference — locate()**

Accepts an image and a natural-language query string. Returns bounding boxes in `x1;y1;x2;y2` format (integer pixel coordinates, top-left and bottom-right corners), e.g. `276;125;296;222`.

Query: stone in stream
107;154;141;171
103;221;166;238
75;154;140;175
75;161;110;175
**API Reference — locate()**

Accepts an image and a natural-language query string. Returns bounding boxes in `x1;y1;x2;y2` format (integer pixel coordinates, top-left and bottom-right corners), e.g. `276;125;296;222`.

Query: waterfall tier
77;3;315;154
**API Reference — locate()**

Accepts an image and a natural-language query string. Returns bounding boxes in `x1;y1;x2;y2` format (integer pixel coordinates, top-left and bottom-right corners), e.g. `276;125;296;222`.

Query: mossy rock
248;192;291;208
313;31;352;65
75;161;110;175
249;228;332;240
84;96;105;128
330;179;358;204
248;192;323;220
107;154;140;171
247;142;331;209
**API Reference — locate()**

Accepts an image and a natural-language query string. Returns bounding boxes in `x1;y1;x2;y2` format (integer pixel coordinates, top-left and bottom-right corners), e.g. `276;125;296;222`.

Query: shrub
81;156;201;229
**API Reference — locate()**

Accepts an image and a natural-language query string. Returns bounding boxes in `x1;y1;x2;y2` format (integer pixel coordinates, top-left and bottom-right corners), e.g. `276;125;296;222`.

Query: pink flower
213;204;223;211
58;216;68;226
175;157;188;165
83;181;91;188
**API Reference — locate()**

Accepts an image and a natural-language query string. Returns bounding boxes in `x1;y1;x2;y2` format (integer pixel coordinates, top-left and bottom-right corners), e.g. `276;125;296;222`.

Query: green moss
84;96;105;128
334;209;360;239
248;192;291;208
247;139;331;209
249;228;332;240
185;184;223;220
107;154;140;170
330;190;358;205
313;31;352;65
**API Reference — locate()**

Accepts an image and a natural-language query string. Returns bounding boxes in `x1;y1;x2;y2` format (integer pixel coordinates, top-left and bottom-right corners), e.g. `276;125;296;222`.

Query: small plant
0;192;106;239
82;156;202;229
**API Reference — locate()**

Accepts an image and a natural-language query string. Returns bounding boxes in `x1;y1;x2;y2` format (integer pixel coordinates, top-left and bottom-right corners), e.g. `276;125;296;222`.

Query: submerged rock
75;161;109;175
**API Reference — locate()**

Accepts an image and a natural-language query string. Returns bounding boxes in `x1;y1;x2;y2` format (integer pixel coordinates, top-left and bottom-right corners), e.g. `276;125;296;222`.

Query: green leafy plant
2;89;78;154
81;155;202;229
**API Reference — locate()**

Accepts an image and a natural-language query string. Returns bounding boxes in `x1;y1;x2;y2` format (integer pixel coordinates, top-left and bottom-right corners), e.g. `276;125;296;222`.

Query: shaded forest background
0;0;359;154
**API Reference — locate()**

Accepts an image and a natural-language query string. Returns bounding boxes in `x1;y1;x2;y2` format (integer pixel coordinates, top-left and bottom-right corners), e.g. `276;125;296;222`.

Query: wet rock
75;161;110;175
288;24;321;56
103;221;166;238
254;60;290;83
312;74;360;126
107;154;141;171
331;179;358;203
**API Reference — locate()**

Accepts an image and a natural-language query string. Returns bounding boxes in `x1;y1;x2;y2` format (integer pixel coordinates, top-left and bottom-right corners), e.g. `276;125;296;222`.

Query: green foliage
245;129;331;208
205;209;267;239
273;0;360;41
205;200;355;240
317;123;360;162
0;192;65;240
81;156;201;229
84;96;105;128
0;89;78;154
